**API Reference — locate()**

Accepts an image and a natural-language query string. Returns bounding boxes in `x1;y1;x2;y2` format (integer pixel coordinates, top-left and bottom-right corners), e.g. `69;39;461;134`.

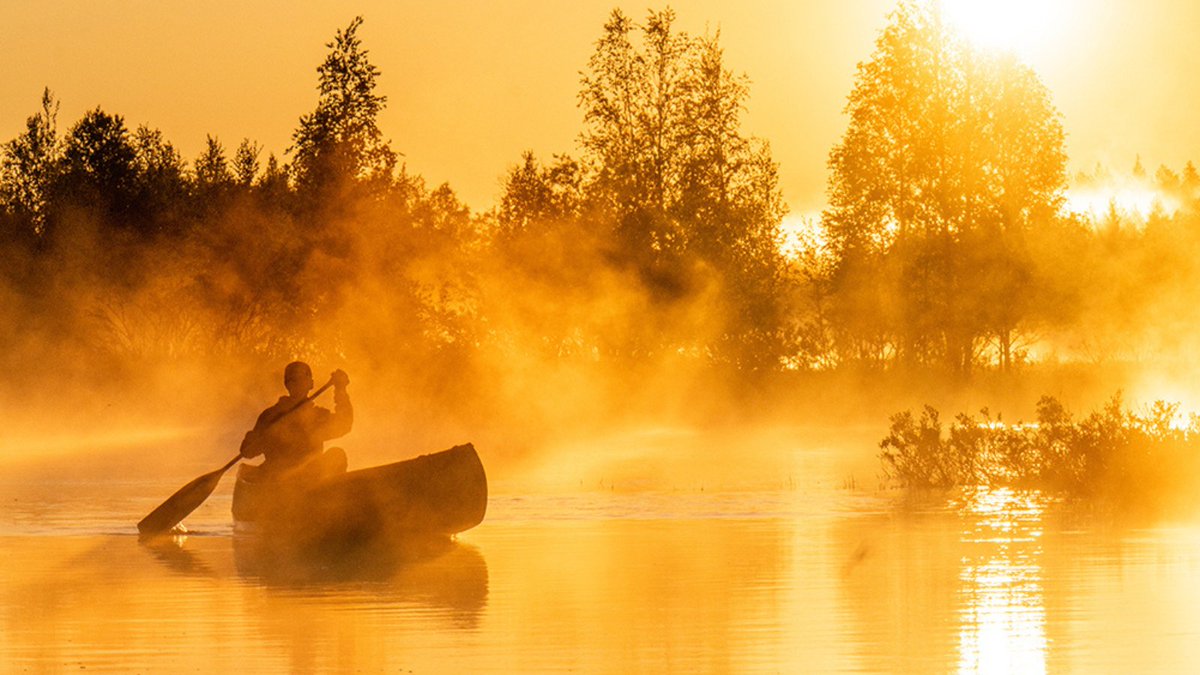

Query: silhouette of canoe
231;443;487;547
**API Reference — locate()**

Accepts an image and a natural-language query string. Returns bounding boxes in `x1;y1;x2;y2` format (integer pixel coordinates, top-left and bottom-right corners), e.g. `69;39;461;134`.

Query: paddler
239;361;353;482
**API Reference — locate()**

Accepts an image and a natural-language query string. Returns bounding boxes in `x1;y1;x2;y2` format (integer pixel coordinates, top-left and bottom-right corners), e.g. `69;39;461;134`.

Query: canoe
231;443;487;549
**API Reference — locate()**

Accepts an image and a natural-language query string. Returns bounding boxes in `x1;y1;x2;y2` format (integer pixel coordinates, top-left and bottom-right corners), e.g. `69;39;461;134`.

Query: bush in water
880;394;1200;508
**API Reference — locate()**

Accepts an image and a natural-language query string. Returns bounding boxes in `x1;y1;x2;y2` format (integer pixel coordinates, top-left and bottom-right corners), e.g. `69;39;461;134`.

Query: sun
1065;184;1177;222
939;0;1072;59
779;214;827;261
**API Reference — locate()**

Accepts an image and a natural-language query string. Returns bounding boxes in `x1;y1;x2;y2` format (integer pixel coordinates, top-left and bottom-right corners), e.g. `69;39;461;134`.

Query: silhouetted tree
257;153;291;205
54;107;141;231
676;32;789;367
1;88;61;239
575;8;790;367
233;138;262;188
131;125;188;232
290;16;396;205
194;135;231;188
579;9;690;263
498;151;582;237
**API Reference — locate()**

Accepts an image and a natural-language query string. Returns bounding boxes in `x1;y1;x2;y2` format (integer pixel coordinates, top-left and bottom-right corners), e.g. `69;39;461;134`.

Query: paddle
136;379;335;538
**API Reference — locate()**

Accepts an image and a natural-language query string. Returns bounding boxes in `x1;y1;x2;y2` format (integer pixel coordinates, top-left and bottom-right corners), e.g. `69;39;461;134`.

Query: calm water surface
3;466;1200;672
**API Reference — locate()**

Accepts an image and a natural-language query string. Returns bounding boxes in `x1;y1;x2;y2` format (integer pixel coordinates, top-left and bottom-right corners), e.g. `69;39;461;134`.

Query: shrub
879;394;1200;509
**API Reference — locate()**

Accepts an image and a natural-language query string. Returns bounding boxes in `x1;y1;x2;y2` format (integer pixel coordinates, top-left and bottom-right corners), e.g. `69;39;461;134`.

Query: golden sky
2;0;1198;214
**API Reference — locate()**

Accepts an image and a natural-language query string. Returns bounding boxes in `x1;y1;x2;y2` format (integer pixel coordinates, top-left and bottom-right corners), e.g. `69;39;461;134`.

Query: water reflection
835;487;1061;673
141;533;489;617
953;487;1049;675
7;483;1200;671
229;532;469;584
142;533;218;578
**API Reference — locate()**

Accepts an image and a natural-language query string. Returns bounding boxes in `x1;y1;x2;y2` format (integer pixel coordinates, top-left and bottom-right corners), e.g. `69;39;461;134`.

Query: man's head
283;361;314;398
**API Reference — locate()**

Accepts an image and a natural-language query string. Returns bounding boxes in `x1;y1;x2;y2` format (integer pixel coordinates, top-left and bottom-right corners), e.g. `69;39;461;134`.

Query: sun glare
956;488;1049;675
779;214;827;261
1065;183;1178;221
940;0;1071;59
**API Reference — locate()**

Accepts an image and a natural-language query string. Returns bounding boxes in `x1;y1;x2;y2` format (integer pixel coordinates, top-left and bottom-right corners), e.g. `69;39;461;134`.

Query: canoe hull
232;443;487;547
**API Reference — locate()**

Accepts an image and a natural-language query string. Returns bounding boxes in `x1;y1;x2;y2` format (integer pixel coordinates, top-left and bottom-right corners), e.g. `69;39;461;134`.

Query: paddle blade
137;466;228;537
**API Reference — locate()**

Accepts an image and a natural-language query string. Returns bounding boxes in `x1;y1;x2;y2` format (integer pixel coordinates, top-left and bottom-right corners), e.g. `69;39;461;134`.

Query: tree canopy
290;16;397;203
823;0;1067;373
571;9;791;366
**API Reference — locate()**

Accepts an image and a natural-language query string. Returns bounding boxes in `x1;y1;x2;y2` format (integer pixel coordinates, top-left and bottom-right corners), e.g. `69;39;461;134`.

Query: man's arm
320;369;353;441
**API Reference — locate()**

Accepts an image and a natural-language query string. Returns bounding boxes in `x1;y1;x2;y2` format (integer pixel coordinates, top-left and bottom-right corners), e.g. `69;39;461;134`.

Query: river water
3;447;1200;673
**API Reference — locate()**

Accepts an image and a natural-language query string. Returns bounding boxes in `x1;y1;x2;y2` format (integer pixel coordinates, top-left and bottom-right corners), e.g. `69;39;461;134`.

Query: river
2;447;1200;673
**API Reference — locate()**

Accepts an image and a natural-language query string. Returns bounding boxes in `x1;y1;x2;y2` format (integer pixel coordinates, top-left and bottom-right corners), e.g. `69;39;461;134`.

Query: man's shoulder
265;396;293;413
256;397;293;423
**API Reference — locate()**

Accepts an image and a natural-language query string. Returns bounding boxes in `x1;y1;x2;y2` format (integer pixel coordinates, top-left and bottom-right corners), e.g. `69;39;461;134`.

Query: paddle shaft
137;378;335;536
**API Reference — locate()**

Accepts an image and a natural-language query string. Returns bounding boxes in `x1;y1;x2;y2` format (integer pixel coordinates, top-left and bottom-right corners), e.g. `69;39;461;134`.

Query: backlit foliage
880;395;1200;511
824;0;1066;373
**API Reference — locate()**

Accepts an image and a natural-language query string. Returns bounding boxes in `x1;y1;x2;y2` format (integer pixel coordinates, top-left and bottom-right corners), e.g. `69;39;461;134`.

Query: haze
2;0;1200;495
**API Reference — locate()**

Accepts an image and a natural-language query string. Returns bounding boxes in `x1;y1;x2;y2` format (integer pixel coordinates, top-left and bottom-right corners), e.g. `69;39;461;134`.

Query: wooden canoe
231;443;487;548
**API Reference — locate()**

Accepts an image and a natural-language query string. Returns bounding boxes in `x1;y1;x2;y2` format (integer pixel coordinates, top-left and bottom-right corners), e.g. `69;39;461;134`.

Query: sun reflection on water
954;487;1050;675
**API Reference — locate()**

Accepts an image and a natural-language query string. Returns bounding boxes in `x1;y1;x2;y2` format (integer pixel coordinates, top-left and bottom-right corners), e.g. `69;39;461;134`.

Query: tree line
1;5;1198;391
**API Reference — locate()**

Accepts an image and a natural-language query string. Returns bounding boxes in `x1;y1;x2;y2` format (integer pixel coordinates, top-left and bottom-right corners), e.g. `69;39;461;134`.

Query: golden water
3;473;1200;672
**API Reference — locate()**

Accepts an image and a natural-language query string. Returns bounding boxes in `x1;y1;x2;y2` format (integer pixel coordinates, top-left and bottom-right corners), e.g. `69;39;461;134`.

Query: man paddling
240;362;353;483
